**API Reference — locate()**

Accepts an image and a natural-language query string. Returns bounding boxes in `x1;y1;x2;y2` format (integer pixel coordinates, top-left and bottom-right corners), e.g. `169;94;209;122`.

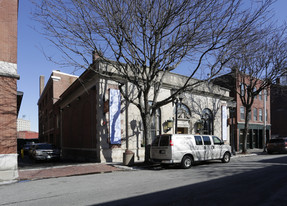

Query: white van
150;134;232;169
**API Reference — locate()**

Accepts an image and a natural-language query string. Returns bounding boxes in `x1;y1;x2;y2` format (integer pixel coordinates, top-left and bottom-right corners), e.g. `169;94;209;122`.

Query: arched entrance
174;103;191;134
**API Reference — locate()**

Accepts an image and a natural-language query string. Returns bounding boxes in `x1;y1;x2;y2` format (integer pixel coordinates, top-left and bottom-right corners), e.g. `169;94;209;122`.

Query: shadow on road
96;156;287;206
259;155;287;164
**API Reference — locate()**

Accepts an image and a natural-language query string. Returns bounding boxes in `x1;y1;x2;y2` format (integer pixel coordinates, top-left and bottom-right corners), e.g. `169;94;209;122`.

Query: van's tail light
285;141;287;147
170;140;174;146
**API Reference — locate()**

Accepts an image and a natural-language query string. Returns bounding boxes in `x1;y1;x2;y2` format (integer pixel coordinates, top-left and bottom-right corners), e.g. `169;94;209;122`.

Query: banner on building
222;105;227;141
109;89;121;144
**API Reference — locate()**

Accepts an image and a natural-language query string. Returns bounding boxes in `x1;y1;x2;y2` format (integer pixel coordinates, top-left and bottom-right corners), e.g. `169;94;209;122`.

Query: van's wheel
181;155;193;169
221;152;231;163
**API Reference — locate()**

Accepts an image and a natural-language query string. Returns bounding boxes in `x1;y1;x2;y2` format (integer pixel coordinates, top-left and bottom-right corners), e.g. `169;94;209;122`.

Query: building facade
271;77;287;137
17;118;31;131
0;0;19;183
39;60;232;163
38;70;78;146
213;71;271;152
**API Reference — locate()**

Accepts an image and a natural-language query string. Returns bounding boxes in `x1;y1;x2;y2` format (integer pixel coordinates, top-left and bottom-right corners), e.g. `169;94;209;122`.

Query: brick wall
0;76;17;154
61;87;98;161
0;0;19;183
0;0;18;63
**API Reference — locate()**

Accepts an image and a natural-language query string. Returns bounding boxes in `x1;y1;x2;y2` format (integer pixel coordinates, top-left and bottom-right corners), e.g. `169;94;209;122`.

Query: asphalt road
1;154;287;206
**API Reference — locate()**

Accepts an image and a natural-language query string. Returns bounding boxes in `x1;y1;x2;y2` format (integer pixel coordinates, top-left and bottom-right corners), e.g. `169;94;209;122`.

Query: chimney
39;75;45;96
92;50;103;63
276;77;280;85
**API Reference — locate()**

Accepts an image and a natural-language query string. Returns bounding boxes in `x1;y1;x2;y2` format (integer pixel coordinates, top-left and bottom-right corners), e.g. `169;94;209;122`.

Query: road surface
1;154;287;205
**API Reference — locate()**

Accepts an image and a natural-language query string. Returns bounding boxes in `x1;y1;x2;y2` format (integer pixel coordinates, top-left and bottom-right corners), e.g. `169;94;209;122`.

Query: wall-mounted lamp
163;120;174;133
195;120;204;134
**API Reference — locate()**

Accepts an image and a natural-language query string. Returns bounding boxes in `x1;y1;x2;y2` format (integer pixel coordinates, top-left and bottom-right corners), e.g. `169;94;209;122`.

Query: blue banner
109;89;121;144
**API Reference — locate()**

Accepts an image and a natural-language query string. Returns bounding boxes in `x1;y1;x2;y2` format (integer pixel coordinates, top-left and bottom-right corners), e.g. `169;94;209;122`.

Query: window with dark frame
202;136;211;145
212;136;222;145
194;136;203;145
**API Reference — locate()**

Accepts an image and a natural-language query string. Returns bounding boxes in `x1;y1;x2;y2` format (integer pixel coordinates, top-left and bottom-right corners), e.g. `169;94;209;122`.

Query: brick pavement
18;163;125;181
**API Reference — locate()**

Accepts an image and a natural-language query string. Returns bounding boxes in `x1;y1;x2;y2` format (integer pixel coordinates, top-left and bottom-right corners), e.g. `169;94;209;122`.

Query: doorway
177;127;188;134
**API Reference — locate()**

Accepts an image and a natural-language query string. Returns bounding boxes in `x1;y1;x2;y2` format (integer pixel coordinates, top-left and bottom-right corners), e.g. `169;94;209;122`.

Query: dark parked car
23;142;36;155
266;137;287;154
31;143;61;161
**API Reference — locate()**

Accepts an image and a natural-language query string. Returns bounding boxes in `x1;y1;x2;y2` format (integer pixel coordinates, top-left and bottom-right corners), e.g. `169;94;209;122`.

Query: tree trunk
142;113;152;163
242;107;251;154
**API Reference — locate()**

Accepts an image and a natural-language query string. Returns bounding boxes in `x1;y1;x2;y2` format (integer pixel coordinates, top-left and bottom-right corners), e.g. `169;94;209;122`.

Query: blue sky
17;0;287;132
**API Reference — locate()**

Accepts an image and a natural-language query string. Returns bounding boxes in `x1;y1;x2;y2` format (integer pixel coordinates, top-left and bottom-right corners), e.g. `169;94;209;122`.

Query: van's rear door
150;135;172;161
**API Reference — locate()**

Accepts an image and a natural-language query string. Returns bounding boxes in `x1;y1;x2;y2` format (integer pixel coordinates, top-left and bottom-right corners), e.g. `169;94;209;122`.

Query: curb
232;153;258;158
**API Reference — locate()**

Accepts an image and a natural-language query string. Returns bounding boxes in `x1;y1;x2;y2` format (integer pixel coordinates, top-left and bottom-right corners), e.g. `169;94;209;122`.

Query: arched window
201;108;214;135
175;103;191;119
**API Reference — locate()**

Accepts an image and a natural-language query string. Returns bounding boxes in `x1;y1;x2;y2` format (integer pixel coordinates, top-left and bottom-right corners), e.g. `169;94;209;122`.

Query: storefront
238;123;271;150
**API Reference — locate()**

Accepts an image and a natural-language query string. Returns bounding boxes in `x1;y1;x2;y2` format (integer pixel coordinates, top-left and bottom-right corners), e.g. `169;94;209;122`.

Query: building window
194;108;213;135
259;91;262;100
253;87;257;99
253;108;257;121
259;109;262;121
240;106;245;120
265;109;268;122
177;103;191;119
240;84;245;96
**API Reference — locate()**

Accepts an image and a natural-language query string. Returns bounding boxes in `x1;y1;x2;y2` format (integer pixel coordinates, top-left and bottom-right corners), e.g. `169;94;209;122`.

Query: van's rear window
159;136;170;146
152;137;160;146
152;135;171;146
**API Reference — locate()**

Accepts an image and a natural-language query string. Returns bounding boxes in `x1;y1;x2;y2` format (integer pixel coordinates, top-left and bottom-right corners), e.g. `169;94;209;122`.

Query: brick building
38;70;78;146
213;71;271;152
39;59;232;163
0;0;20;183
271;77;287;137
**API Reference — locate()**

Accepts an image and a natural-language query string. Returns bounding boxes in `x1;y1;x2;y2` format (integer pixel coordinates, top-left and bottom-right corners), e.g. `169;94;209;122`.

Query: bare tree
32;0;274;162
219;26;287;153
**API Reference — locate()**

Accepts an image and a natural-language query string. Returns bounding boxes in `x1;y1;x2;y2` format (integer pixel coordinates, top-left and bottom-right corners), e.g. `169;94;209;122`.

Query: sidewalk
17;149;265;182
233;148;265;157
18;163;128;181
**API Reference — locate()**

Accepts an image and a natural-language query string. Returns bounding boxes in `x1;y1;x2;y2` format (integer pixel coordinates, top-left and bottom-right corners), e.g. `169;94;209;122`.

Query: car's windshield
269;139;284;143
36;144;54;149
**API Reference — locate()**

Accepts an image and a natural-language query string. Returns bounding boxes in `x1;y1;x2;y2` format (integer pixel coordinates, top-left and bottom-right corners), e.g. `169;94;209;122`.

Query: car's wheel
221;152;231;163
181;155;193;169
